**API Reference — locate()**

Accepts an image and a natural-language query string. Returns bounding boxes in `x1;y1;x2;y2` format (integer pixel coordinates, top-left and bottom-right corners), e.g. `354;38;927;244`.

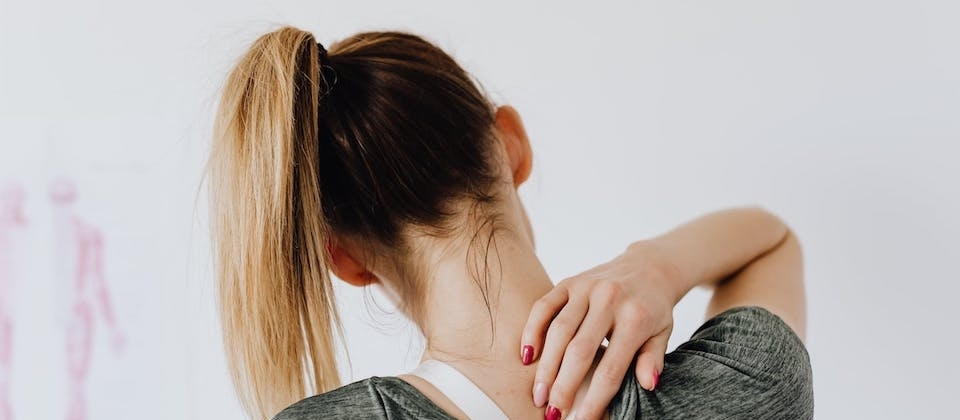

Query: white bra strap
408;360;510;420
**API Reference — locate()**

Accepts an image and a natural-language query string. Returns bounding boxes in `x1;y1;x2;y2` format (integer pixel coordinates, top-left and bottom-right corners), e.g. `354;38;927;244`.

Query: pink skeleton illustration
50;179;123;420
0;183;27;420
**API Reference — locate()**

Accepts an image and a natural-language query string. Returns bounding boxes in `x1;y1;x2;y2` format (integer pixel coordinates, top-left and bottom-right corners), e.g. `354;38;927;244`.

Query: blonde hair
209;27;340;419
209;25;500;419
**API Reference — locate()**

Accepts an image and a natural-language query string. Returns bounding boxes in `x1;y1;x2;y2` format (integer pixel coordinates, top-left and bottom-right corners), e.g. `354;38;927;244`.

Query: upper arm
705;228;806;341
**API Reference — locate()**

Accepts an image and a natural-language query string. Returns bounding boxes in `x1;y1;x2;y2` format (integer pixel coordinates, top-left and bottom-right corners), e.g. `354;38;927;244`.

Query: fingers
570;328;646;420
531;295;588;408
545;305;614;415
634;328;670;391
521;285;570;365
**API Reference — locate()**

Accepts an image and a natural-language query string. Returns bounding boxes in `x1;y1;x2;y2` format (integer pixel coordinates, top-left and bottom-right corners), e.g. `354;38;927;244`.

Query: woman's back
274;306;812;420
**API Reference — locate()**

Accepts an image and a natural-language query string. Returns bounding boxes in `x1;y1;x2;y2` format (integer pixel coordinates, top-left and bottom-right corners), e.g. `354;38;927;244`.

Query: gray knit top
274;306;814;420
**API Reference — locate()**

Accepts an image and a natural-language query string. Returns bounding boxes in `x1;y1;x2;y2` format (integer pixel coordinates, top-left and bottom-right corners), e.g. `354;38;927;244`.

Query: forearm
626;207;790;304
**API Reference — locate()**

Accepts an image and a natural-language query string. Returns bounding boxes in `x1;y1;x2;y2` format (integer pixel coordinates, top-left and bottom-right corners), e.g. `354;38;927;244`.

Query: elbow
737;206;804;267
739;205;795;244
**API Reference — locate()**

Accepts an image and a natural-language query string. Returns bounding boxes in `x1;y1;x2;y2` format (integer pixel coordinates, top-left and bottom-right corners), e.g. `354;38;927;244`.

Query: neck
412;230;554;418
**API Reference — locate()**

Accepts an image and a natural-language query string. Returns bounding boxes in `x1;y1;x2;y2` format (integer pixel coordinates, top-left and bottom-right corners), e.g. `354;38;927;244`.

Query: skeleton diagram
50;179;123;420
0;183;26;420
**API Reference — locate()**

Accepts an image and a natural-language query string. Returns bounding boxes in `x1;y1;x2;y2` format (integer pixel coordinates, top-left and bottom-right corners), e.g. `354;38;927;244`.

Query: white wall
2;0;958;418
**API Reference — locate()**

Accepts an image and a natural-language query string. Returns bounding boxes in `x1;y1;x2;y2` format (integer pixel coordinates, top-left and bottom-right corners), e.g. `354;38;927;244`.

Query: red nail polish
545;405;560;420
651;370;660;390
521;345;534;365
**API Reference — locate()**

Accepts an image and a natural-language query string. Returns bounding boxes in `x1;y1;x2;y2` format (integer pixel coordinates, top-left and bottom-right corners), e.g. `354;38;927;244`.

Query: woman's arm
521;206;806;420
628;206;805;339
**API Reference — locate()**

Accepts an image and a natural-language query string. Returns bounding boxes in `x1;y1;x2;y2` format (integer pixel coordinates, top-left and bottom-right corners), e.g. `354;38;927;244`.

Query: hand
521;242;681;420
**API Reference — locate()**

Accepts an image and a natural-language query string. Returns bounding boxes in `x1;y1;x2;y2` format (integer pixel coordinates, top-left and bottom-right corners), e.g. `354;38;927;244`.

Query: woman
208;26;812;420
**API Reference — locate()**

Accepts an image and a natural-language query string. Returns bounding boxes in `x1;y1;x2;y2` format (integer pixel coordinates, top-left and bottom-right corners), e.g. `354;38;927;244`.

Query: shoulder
674;306;813;418
272;376;456;420
610;306;814;420
271;378;384;420
677;305;810;376
684;306;806;350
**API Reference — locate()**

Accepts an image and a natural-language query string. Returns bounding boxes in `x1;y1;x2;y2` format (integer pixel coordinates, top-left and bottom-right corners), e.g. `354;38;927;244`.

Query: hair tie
317;41;328;60
316;41;337;98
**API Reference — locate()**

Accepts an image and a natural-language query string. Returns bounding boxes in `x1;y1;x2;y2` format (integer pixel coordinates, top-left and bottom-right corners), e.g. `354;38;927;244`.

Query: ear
327;241;379;287
494;105;533;188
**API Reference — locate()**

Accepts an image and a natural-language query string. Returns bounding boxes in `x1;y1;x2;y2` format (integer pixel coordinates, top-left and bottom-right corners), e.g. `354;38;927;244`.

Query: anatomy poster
0;183;26;420
0;175;131;420
50;178;125;420
0;112;212;419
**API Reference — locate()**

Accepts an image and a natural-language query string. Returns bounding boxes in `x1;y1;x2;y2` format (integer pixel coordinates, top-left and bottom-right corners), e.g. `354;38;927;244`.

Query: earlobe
495;105;533;188
328;241;379;287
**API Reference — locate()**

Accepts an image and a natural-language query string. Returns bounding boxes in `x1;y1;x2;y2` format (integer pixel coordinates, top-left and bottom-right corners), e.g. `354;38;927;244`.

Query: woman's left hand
520;242;682;420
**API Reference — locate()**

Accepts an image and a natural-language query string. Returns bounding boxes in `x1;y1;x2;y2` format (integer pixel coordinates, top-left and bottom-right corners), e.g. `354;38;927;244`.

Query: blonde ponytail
209;26;341;419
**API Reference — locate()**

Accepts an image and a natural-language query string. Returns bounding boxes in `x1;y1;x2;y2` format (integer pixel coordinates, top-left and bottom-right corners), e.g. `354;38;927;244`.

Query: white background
2;0;959;419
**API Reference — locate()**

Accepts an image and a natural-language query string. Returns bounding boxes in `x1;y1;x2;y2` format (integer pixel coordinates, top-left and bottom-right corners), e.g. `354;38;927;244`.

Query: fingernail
521;345;534;365
545;405;560;420
533;382;548;407
651;370;660;391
